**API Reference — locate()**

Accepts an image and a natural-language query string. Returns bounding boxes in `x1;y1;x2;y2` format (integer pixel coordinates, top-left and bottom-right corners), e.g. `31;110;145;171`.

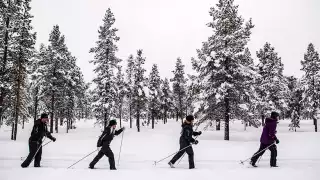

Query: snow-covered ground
0;119;319;180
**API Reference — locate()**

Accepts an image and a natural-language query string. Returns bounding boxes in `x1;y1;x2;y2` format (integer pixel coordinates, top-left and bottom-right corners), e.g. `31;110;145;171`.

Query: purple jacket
260;117;277;144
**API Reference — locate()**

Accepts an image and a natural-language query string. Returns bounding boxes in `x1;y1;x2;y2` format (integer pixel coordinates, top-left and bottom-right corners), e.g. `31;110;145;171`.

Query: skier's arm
115;127;124;136
192;131;202;136
45;126;56;141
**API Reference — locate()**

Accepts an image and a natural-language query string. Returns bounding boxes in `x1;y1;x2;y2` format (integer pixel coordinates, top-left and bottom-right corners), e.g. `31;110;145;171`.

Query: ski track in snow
0;119;319;180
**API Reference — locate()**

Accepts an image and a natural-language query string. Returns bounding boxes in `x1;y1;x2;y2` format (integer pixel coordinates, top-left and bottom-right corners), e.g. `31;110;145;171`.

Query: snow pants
251;143;277;166
21;140;42;168
89;147;116;169
170;143;194;168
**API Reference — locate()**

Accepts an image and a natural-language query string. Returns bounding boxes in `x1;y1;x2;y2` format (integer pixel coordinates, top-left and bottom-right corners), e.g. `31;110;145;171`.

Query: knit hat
108;119;117;126
186;115;194;122
40;113;49;119
271;111;279;119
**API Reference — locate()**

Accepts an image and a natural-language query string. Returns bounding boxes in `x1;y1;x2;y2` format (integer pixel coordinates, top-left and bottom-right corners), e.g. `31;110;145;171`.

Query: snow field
0;119;319;180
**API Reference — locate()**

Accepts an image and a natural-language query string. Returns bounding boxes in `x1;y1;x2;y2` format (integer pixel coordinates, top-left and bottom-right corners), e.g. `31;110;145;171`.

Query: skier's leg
269;144;277;167
185;146;195;169
105;147;116;170
251;143;267;165
89;150;104;168
169;144;187;164
21;141;38;168
34;143;42;167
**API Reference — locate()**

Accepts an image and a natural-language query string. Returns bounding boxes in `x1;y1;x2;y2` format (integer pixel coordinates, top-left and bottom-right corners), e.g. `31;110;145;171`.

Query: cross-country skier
250;111;280;167
89;119;125;170
168;115;202;169
21;113;56;168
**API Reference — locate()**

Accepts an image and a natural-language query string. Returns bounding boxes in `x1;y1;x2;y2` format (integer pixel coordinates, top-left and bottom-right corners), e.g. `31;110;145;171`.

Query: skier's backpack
97;132;107;147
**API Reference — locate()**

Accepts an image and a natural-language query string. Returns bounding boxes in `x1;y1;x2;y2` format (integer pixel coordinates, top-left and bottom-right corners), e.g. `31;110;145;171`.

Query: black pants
170;143;194;168
21;141;42;167
251;143;277;166
89;147;116;169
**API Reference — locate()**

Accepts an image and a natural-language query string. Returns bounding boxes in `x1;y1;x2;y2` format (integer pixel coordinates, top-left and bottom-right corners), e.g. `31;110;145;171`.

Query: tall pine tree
160;78;173;124
10;0;36;140
171;58;187;123
148;64;161;129
256;42;288;126
132;50;147;132
192;0;254;140
89;8;121;128
125;54;134;128
301;43;320;132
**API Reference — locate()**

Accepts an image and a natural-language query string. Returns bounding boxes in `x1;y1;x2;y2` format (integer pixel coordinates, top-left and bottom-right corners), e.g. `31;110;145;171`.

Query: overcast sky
29;0;320;82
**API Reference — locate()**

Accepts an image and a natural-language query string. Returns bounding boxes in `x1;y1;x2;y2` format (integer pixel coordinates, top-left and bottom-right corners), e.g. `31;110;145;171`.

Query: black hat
40;113;49;119
271;111;279;119
186;115;194;122
108;119;117;126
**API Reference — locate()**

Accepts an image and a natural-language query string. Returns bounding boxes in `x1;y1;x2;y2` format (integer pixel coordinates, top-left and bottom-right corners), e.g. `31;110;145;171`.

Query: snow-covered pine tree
89;8;121;129
286;76;303;132
148;64;161;129
0;0;22;130
236;48;260;130
9;0;36;140
301;43;320;132
185;75;201;117
125;54;135;128
132;49;147;132
160;78;174;124
256;42;288;126
192;0;254;140
41;25;71;133
115;65;126;128
171;58;187;123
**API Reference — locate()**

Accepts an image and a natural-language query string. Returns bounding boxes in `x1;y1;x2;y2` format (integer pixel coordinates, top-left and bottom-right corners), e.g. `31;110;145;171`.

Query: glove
193;140;199;145
275;139;279;144
52;137;56;142
198;131;202;135
122;127;125;131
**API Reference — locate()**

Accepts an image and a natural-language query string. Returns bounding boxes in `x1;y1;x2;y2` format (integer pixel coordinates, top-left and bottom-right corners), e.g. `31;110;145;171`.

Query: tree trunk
70;118;73;129
33;86;39;121
137;102;140;132
119;108;122;128
11;121;14;140
151;111;155;129
314;117;318;132
129;101;132;128
224;92;230;141
50;93;54;133
216;119;220;131
22;116;25;129
104;112;107;129
261;114;265;127
55;116;58;133
176;109;178;122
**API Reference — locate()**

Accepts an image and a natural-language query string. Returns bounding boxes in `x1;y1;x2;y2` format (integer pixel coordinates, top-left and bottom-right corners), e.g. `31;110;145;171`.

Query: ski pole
240;142;275;165
67;149;98;169
117;130;125;166
154;144;193;166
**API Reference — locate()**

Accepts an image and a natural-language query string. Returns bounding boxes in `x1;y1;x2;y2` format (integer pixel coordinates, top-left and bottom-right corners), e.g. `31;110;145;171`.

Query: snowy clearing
0;119;319;180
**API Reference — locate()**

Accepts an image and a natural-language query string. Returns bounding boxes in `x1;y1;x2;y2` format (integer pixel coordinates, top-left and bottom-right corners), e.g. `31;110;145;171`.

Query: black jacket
29;119;55;142
97;126;124;150
179;123;201;145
